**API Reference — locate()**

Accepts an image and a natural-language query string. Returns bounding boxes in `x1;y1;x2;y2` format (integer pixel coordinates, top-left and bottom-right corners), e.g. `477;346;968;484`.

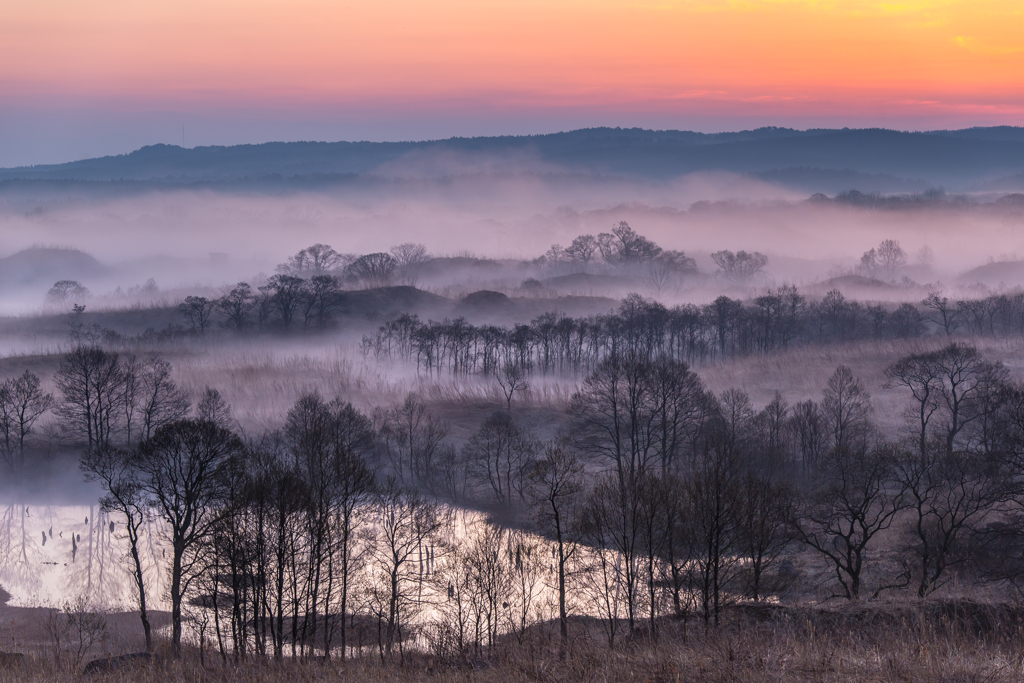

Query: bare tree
302;274;341;330
196;387;233;428
0;370;53;468
821;365;872;454
259;275;306;331
597;222;662;265
894;447;1000;597
179;296;215;335
577;473;642;637
80;447;153;650
329;401;376;660
45;597;107;668
135;357;190;443
46;280;90;310
859;248;878;276
134;418;243;654
529;445;582;650
390;243;428;267
279;243;343;274
503;529;545;645
390;243;429;285
284;392;375;658
368;477;446;661
686;430;743;626
876;239;907;281
55;346;124;452
647;359;708;474
736;472;795;601
463;411;538;508
495;361;529;411
886;352;945;458
753;392;791;472
710;250;769;283
564;234;598;269
795;444;907;600
788;400;827;472
217;283;255;331
348;253;398;288
461;524;514;648
922;292;959;336
376;394;449;490
932;343;1003;455
642;262;679;298
635;472;671;639
570;355;658;485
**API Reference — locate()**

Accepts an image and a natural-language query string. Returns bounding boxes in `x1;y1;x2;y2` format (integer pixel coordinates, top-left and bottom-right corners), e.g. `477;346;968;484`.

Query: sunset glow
2;0;1023;164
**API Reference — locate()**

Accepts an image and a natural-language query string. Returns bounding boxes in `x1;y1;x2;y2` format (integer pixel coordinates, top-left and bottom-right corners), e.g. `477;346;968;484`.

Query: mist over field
4;128;1024;679
1;164;1024;307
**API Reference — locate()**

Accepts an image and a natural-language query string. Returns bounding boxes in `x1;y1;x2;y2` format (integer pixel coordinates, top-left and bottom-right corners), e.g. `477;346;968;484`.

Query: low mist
1;157;1022;313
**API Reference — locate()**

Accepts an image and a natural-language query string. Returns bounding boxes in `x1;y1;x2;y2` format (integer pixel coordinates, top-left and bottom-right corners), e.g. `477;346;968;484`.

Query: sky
2;0;1023;166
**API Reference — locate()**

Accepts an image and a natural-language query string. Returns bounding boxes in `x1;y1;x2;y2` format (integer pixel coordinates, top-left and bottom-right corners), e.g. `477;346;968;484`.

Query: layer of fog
1;165;1021;308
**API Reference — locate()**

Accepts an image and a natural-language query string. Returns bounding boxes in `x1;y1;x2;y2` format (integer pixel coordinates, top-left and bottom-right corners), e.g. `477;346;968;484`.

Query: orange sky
1;0;1023;164
3;0;1022;107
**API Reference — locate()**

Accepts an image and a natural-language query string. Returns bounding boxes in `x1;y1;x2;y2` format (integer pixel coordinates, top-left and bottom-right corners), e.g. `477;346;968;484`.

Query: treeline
179;243;427;334
16;336;1024;663
365;289;1024;375
535;221;767;285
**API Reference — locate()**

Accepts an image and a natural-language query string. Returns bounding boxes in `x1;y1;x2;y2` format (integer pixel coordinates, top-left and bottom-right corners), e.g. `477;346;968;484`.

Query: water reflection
0;504;171;611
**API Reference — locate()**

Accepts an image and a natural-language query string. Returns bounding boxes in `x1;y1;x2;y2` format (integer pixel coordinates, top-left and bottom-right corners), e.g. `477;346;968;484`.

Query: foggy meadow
2;131;1024;680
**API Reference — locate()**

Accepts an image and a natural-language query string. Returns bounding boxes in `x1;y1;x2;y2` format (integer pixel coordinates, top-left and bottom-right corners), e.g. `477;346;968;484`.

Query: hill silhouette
3;127;1024;189
0;247;106;288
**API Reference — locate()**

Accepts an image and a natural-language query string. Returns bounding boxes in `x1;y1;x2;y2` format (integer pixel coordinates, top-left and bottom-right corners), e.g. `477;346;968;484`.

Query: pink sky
2;0;1022;166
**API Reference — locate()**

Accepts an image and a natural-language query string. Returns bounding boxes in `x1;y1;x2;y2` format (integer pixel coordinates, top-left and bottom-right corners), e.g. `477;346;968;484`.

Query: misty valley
3;132;1024;680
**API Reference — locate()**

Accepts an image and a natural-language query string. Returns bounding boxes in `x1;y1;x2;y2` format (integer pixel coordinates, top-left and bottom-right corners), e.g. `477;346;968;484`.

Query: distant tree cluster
46;280;90;311
275;242;429;287
170;242;430;333
859;239;909;281
539;222;703;287
540;222;773;290
819;188;961;210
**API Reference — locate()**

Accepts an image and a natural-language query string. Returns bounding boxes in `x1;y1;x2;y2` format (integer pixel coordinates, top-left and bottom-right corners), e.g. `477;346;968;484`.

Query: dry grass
1;601;1023;682
698;335;1024;434
164;334;1024;439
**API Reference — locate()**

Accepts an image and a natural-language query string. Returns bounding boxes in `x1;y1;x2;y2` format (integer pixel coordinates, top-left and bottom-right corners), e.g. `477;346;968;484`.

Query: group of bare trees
278;242;430;288
16;331;1024;664
540;223;702;287
181;276;340;334
172;242;430;334
365;287;1024;378
539;222;772;288
46;280;91;311
77;387;447;662
54;347;190;452
563;356;796;634
0;370;54;468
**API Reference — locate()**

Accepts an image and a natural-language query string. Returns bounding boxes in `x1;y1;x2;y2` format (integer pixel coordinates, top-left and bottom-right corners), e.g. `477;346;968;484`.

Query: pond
0;504;171;612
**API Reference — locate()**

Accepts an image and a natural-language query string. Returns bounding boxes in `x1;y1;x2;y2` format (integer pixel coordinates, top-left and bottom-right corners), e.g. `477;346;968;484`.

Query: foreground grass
4;601;1023;682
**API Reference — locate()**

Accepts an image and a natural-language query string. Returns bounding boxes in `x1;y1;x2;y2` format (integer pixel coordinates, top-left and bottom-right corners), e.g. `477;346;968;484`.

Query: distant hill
335;286;452;321
958;261;1024;287
974;172;1024;193
3;127;1024;189
0;247;106;288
